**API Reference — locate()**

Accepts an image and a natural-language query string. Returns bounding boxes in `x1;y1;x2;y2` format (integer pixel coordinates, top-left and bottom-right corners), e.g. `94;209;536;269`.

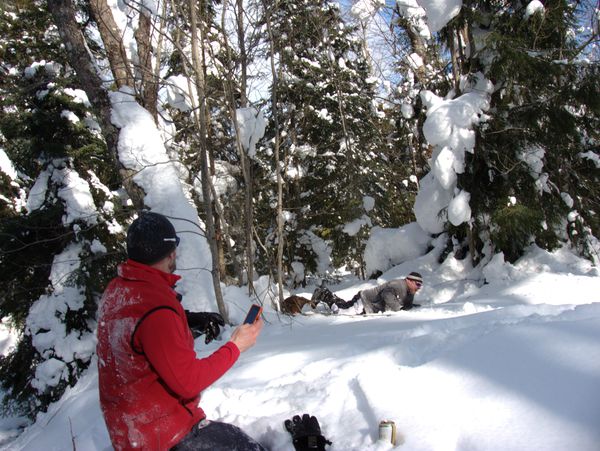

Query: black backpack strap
130;306;179;355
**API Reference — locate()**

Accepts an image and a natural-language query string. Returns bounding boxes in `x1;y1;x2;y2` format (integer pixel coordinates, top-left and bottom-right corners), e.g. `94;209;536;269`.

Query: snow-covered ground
2;242;599;451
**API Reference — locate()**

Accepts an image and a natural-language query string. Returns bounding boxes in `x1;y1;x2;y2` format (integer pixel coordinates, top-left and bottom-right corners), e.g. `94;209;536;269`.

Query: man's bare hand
230;318;263;353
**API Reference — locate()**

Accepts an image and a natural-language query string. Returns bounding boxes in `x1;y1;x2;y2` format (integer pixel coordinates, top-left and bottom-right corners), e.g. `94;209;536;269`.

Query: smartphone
243;304;263;324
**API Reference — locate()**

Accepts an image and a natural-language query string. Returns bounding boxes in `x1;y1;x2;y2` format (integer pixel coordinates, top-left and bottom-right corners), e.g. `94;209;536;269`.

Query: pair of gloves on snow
185;311;225;344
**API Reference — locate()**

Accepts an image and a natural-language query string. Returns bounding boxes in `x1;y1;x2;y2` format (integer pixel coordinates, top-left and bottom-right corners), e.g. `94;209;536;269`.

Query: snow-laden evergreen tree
259;0;402;281
454;0;600;263
384;0;455;243
409;0;599;264
0;1;127;417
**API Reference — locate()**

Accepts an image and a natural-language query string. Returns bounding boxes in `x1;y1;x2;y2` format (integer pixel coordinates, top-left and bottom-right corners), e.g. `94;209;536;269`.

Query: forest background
0;0;598;424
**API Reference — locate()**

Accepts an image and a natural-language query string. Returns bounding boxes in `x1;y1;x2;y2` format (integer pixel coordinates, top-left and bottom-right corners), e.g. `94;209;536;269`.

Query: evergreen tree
0;1;127;417
259;0;400;281
408;0;599;264
455;0;600;263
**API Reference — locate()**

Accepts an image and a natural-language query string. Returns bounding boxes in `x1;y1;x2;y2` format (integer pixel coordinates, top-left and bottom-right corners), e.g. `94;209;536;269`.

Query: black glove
185;311;225;344
285;414;331;451
401;293;415;310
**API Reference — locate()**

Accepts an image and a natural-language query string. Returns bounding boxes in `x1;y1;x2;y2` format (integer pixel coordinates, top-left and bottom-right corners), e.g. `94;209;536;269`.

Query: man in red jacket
97;212;265;450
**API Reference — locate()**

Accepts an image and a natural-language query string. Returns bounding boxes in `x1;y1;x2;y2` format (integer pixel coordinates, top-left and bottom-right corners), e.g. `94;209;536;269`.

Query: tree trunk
134;8;159;121
449;29;461;93
237;0;256;296
264;0;285;307
236;0;248;107
221;0;255;293
395;13;430;84
188;0;229;322
47;0;145;209
211;184;244;286
88;0;134;88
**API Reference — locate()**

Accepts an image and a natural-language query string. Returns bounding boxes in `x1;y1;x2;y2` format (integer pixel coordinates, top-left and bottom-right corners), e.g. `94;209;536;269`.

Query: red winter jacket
97;259;240;450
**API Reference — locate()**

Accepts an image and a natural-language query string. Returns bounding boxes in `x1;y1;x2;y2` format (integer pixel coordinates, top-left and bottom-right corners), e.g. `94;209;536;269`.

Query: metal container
378;420;396;445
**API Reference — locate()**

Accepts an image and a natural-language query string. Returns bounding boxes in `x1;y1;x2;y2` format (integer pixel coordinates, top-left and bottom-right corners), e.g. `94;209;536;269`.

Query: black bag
185;311;225;344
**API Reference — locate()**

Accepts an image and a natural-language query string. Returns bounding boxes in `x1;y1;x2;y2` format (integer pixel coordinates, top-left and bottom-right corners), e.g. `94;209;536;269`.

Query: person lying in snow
96;212;266;451
312;272;423;314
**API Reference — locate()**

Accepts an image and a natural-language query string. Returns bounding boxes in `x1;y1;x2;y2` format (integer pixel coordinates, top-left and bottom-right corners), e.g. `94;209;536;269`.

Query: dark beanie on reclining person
126;212;178;265
406;272;423;283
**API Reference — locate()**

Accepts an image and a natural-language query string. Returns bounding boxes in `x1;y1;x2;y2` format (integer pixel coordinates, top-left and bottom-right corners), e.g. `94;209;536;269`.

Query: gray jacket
359;279;412;313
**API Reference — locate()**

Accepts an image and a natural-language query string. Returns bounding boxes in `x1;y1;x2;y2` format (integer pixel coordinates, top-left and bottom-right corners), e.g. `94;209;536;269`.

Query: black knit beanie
406;272;423;283
127;212;178;265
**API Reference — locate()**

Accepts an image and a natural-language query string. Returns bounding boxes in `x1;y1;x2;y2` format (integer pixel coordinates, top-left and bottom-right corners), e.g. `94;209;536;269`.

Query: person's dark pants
171;420;267;451
334;293;363;310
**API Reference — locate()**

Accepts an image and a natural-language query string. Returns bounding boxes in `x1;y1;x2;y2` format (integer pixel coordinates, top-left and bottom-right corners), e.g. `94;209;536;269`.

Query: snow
341;194;377;236
0;149;17;180
317;108;334;123
401;103;414;119
413;172;453;234
350;0;385;22
53;167;98;225
579;150;600;168
3;63;600;438
298;230;332;274
406;52;424;70
139;0;159;16
109;88;215;312
195;160;239;201
342;214;372;236
162;74;196;112
62;88;91;107
60;110;79;124
363;196;375;212
561;192;574;208
415;74;494;233
25;168;51;213
4;238;600;451
363;223;432;276
394;0;462;35
25;242;96;394
519;145;547;192
23;61;62;79
524;0;545;20
415;0;462;33
0;322;18;357
31;359;67;391
447;189;471;226
105;0;135;64
290;261;306;286
24;161;100;225
395;0;431;40
236;107;267;160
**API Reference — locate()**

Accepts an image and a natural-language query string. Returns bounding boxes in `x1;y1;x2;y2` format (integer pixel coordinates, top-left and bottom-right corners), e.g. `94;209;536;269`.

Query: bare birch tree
264;0;285;306
218;0;258;295
187;0;229;322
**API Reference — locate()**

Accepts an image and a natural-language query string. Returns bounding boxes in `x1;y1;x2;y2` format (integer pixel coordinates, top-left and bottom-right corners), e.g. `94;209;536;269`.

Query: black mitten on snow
285;414;331;451
185;311;225;344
